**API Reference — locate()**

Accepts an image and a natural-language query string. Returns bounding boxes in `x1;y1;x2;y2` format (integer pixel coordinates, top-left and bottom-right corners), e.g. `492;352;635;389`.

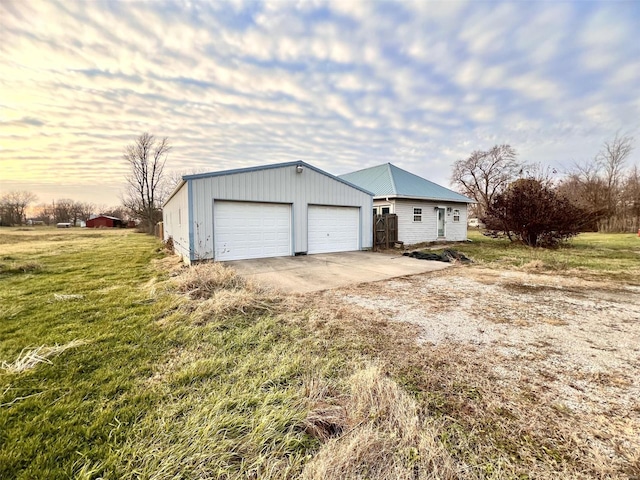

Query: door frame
436;207;446;238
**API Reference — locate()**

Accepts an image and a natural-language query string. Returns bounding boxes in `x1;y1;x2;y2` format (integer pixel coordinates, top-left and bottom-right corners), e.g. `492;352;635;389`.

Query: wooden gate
373;214;398;250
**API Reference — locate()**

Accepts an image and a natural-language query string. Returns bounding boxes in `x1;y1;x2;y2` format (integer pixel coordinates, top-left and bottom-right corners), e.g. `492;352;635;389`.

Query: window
374;206;391;215
453;209;460;222
413;207;422;222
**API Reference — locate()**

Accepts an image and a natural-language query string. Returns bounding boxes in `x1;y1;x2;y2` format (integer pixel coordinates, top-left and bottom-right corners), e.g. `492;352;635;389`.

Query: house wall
162;182;191;262
188;164;373;260
376;199;467;244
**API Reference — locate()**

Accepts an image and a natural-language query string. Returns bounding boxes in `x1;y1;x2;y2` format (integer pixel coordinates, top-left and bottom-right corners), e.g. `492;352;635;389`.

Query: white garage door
214;201;291;261
308;205;360;254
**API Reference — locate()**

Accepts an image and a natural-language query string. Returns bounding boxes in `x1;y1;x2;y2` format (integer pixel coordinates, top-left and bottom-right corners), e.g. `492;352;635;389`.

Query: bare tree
121;133;171;233
31;203;53;225
71;201;96;224
559;134;635;232
622;165;640;232
102;206;130;221
52;199;75;224
0;191;37;226
597;134;634;229
451;145;524;217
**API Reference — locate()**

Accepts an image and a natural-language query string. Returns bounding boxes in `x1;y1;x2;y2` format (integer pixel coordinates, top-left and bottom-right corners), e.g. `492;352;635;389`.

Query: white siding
381;199;468;244
189;164;372;260
162;182;191;262
447;205;468;241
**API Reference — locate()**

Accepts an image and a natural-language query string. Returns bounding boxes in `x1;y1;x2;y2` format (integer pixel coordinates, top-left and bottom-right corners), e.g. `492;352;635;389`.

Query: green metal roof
339;163;473;203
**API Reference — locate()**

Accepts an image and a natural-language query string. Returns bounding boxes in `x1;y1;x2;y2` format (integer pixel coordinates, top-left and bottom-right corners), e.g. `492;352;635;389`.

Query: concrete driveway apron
224;251;451;293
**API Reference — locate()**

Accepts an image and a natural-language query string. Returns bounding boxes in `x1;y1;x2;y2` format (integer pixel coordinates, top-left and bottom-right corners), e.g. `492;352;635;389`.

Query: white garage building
162;161;373;263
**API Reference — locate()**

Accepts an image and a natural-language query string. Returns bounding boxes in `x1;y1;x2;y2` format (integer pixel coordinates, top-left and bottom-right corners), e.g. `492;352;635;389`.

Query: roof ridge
391;162;458;191
387;163;398;195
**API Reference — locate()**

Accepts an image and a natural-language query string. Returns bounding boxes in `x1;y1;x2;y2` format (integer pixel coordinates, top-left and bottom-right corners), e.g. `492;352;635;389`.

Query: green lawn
1;228;636;479
0;229;341;478
455;230;640;282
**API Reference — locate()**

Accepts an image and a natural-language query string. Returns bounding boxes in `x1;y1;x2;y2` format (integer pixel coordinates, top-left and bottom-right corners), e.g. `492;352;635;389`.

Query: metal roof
339;163;473;203
89;215;122;221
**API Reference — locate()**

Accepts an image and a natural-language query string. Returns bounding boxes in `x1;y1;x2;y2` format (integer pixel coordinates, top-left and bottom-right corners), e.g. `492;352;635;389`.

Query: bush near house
483;178;592;247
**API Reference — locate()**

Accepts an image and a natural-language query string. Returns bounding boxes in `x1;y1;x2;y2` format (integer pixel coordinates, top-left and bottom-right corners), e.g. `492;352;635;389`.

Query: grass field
1;227;638;479
455;230;640;283
0;228;349;478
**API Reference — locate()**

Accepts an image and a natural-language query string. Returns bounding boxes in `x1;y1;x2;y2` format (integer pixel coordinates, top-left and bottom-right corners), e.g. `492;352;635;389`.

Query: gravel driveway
322;266;640;471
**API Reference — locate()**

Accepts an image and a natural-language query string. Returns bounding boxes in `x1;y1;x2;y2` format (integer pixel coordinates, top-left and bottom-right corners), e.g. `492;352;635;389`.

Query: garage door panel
215;201;291;261
308;205;359;254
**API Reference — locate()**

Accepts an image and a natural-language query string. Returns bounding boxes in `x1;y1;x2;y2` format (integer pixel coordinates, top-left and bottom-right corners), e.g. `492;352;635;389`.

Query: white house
163;161;373;263
340;163;473;244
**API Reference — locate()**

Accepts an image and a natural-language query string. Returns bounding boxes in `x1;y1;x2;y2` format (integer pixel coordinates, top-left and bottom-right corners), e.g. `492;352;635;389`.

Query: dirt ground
322;266;640;473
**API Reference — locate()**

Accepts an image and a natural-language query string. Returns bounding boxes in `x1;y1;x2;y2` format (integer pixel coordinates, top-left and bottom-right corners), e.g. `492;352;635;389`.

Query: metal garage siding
189;164;373;260
162;182;191;261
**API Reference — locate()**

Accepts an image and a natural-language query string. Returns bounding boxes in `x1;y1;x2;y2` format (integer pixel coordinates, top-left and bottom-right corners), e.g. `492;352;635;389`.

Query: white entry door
437;207;446;237
308;205;359;254
214;201;291;261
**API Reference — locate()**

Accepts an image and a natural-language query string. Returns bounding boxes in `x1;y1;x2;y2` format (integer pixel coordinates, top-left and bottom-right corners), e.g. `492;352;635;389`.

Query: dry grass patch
303;366;463;480
172;261;247;299
168;261;283;324
193;289;278;322
0;340;86;375
0;260;42;275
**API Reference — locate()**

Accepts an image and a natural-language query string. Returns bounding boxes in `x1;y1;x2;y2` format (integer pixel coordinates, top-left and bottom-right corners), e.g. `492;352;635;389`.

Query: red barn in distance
85;215;125;228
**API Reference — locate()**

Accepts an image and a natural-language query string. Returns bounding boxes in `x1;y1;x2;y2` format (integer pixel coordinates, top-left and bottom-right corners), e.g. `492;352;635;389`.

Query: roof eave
163;179;187;206
374;194;474;203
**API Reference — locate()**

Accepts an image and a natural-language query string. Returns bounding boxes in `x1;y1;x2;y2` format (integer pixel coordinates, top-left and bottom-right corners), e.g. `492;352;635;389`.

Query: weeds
172;261;247;298
1;340;85;375
0;260;42;275
302;366;462;480
52;293;84;301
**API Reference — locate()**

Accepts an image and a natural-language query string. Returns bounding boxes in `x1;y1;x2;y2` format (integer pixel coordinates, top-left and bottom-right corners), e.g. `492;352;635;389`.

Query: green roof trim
339;163;473;203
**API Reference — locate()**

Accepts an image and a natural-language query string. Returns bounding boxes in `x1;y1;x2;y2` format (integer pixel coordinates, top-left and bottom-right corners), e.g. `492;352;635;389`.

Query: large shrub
483;178;591;247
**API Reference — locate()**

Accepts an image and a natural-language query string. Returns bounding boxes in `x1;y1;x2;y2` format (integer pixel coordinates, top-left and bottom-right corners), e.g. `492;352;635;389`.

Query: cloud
1;0;639;205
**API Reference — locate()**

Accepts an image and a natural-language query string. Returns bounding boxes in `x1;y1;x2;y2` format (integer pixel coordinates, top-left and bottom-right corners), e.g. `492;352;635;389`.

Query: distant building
85;215;124;228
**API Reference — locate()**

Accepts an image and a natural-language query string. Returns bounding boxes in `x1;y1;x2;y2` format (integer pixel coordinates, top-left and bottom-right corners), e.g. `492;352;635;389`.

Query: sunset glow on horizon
1;0;639;206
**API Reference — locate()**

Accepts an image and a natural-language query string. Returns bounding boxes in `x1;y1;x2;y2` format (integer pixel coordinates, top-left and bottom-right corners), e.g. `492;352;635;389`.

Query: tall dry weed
172;262;246;299
170;262;281;324
302;366;465;480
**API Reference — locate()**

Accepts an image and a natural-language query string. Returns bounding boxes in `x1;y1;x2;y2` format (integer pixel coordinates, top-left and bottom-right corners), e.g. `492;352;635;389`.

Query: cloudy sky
1;0;639;207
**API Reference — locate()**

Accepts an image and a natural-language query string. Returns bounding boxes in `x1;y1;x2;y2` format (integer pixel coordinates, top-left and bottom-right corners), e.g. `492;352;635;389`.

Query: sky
1;0;639;207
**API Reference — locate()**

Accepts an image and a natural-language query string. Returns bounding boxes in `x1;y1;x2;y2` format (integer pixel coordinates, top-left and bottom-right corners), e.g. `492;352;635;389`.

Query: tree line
0;192;130;227
1;133;171;231
452;134;638;247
